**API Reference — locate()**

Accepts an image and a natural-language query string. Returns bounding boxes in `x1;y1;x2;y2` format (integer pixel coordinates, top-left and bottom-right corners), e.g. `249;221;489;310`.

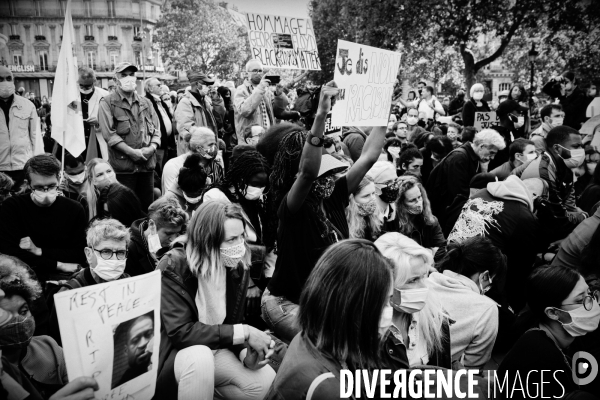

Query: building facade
0;0;166;100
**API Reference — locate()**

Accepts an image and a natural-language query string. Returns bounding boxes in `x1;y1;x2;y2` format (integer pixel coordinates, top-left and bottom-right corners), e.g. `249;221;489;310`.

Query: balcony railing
108;35;118;41
35;35;46;41
133;36;142;42
9;35;20;40
84;35;95;41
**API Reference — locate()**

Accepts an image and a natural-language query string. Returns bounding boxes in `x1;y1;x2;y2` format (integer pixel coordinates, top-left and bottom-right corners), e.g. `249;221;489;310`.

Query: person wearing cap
78;67;109;161
542;71;589;129
144;78;175;172
234;59;281;144
174;71;224;143
262;82;387;342
98;62;160;212
0;66;37;189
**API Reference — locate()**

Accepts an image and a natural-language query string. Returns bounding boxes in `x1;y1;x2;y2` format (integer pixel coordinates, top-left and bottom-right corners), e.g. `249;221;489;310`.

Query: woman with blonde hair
346;175;382;241
84;158;117;220
157;201;276;400
374;232;451;369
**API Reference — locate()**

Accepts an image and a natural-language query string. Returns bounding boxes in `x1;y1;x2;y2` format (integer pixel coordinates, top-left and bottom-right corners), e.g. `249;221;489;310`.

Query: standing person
367;161;402;236
98;62;161;212
530;104;565;155
449;88;467;116
462;83;491;128
265;240;394;399
77;67;109;161
0;154;87;282
496;84;530;139
399;86;446;121
542;71;589;129
490;138;536;180
346;176;382;241
144;78;174;171
426;129;505;227
261;83;386;343
234;59;277;143
0;65;37;189
174;72;223;141
156;201;276;400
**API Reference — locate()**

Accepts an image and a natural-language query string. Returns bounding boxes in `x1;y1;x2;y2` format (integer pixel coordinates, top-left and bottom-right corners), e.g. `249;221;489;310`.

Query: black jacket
542;83;589;129
461;99;490;127
125;218;169;277
145;92;175;152
155;246;249;399
448;96;466;116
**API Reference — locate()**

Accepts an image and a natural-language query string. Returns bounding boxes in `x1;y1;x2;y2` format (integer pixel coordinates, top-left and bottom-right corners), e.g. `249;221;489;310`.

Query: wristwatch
307;133;324;147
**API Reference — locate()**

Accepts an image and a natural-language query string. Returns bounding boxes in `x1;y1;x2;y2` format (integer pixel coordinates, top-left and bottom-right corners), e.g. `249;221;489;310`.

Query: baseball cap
114;62;138;74
499;90;509;98
187;71;215;85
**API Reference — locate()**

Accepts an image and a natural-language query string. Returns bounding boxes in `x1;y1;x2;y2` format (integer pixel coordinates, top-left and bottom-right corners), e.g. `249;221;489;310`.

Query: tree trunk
461;48;476;95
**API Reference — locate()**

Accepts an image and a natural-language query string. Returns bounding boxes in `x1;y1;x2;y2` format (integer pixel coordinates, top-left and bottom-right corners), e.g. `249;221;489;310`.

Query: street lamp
528;43;539;93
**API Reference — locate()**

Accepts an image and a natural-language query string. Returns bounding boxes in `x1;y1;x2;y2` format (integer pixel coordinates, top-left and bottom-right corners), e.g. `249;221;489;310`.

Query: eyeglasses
31;184;58;193
94;248;128;260
562;290;600;311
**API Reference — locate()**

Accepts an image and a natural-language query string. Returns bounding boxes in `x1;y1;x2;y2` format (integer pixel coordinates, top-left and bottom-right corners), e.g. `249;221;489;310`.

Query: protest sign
331;39;401;127
55;271;161;399
474;111;499;131
324;112;342;136
244;12;321;70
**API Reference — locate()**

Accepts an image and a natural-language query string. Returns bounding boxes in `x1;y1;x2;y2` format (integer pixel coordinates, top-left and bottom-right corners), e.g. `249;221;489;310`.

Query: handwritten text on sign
245;13;321;70
331;40;401;127
55;271;161;400
474;111;499;131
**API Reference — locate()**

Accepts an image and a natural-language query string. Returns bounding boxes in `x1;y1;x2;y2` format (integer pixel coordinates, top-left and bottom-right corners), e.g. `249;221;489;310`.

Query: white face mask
407;116;418;126
551;117;564;127
79;87;93;95
447;131;458;141
379;304;394;336
220;241;246;268
244;185;264;201
568;148;586;168
388;146;401;157
557;300;600;337
66;171;86;185
183;192;202;204
147;220;162;254
472;92;484;101
94;258;126;281
391;287;429;314
119;76;137;92
31;189;58;207
0;81;16;98
525;153;537;161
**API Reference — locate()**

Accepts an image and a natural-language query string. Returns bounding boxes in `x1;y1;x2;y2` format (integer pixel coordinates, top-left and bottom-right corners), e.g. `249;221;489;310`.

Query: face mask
380;181;400;203
388;146;401;158
250;74;262;85
407;116;418;126
526;153;537;161
458;93;465;98
557;301;600;337
472;92;484;101
447;132;458;141
587;162;597;176
199;146;217;160
357;199;377;216
312;176;335;199
0;314;35;350
93;257;126;281
0;81;16;98
80;87;93;95
379;304;393;336
406;200;423;215
183;192;202;204
32;189;58;206
244;185;264;201
559;146;585;168
119;76;137;92
551;117;563;127
391;287;429;314
221;241;246;268
66;171;86;185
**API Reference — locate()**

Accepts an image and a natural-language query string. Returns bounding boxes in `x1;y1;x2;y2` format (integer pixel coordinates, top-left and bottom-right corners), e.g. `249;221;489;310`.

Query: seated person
165;153;209;217
85;158;117;221
96;182;146;228
490;138;536;180
58;152;89;215
242;124;266;146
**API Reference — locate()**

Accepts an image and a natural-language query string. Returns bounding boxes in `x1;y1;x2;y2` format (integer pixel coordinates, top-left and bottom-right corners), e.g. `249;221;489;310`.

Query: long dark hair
97;183;145;227
298;239;393;370
526;265;581;324
508;83;528;103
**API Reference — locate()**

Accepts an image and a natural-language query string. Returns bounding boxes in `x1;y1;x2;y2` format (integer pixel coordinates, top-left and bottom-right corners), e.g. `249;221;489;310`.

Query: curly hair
0;255;42;306
395;175;436;235
148;197;189;230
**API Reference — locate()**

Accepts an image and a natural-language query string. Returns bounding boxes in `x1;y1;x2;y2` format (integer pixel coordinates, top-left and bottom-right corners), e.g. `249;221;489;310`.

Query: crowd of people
0;59;599;400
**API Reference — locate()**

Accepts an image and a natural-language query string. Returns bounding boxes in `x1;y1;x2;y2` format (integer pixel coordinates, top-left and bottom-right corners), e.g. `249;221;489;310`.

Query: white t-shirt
408;97;443;120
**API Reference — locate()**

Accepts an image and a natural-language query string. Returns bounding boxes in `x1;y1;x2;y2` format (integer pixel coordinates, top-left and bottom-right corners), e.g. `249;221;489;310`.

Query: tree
154;0;248;78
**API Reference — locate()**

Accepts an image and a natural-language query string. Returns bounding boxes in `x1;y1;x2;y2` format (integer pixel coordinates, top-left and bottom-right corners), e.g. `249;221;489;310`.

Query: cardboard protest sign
331;39;401;127
474;111;499;131
324;112;342;136
55;271;161;399
244;12;321;70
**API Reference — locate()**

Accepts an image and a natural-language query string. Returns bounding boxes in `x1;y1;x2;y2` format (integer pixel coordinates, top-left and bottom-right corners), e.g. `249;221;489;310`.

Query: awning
12;72;56;79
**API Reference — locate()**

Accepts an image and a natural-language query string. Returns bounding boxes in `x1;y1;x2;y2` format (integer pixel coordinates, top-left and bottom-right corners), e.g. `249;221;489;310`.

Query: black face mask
312;176;335;199
458;93;465;98
380;181;400;203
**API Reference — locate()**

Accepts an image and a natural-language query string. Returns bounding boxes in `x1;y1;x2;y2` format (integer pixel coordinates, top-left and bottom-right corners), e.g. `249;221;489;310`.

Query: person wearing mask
394;175;446;261
496;84;530;139
58;152;89;214
166;153;209;217
490;138;536;180
446;122;462;149
498;265;600;399
217;86;236;140
421;136;454;184
126;196;188;277
578;155;600;215
262;84;386;343
234;59;279;143
396;145;423;178
375;233;451;369
346;176;382;241
404;106;427;142
0;154;87;283
428;236;505;369
383;137;402;164
542;71;589;129
427;129;506;227
530;104;565;155
341;126;369;162
77;67;109;162
98;62;161;212
462;83;491;128
175;72;224;142
47;219;131;345
0;66;37;189
449;88;467;116
84;158;117;221
242;124;265;146
266;240;394;399
367;161;402;236
96;182;146;228
156;201;276;399
521;126;587;227
401;86;446;122
144;78;175;171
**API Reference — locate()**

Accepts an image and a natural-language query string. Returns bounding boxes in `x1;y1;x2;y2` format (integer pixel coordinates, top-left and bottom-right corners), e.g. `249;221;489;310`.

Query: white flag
51;0;85;157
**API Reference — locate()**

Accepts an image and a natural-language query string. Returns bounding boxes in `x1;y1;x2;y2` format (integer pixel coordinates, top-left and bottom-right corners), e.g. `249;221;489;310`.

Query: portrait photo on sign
111;311;155;389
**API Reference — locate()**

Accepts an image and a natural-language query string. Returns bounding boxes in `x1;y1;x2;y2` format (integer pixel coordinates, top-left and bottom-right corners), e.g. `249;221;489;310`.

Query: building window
38;25;44;35
13;54;23;65
109;25;116;36
109;52;119;70
133;26;141;37
10;25;18;35
60;0;67;16
84;0;92;17
134;51;142;66
39;52;49;71
107;0;115;17
87;51;96;69
499;83;511;92
35;0;42;16
85;25;93;36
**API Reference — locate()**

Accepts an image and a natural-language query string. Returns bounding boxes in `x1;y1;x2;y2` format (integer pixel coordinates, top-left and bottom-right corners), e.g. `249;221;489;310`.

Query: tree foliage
154;0;248;78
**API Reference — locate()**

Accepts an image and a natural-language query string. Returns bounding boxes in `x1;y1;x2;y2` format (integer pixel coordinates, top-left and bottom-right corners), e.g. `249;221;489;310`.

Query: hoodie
342;126;368;162
486;175;533;212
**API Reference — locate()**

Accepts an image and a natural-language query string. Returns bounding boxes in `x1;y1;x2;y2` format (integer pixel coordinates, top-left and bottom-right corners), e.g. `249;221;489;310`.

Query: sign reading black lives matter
332;39;401;126
55;271;161;399
244;12;321;70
